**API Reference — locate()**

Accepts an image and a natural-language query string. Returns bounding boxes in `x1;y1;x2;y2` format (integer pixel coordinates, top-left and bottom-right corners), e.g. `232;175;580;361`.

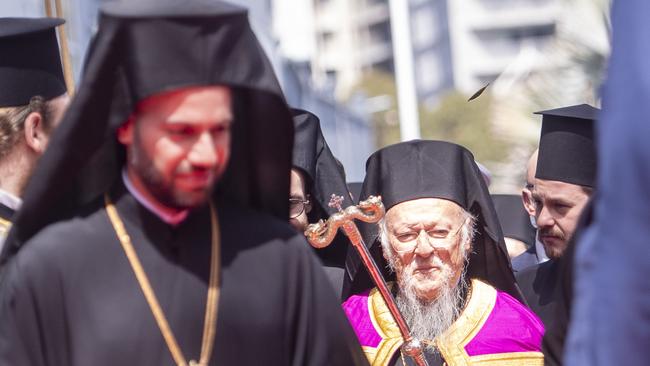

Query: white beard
395;271;467;352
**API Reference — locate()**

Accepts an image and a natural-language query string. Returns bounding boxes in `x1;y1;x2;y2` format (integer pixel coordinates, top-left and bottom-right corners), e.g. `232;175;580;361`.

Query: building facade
310;0;562;106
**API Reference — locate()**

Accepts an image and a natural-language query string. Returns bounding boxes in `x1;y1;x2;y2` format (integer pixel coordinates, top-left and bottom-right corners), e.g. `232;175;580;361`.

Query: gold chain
105;194;221;366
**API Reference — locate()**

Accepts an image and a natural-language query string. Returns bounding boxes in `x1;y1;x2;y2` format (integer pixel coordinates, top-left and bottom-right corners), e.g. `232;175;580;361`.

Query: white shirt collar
122;169;188;226
529;215;550;263
535;234;550;263
0;188;22;211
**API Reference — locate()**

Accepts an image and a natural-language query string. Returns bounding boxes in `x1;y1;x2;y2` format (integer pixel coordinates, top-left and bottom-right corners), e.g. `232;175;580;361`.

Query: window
411;9;437;48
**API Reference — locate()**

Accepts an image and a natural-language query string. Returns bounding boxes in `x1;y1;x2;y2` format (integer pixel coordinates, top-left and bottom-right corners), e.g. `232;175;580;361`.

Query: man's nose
188;131;218;167
414;230;435;257
536;205;554;228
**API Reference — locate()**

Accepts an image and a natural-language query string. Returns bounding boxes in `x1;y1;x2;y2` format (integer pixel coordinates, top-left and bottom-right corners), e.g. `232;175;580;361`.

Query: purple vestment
342;279;544;365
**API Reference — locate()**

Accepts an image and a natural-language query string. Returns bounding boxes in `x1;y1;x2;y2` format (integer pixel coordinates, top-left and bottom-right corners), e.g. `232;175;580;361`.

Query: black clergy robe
511;245;538;273
516;259;560;329
540;248;573;366
0;183;368;366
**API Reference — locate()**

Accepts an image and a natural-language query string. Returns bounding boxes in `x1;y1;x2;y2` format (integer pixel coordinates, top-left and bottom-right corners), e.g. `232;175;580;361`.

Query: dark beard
130;133;213;209
539;227;567;259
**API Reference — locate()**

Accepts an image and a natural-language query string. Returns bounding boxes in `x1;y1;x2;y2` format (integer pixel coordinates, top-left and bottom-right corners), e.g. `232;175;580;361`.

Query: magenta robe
342;279;544;365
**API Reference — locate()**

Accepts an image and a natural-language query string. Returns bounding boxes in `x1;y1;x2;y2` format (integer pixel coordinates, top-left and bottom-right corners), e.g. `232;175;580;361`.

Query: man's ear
117;115;135;145
521;189;536;217
23;112;47;154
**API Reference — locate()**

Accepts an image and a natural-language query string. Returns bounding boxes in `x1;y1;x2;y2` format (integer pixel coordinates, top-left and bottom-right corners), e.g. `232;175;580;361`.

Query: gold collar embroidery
364;279;544;366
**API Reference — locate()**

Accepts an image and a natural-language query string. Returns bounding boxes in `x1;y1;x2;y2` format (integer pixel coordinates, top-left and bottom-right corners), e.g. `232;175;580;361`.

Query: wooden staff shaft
43;0;53;17
341;222;429;366
53;0;75;95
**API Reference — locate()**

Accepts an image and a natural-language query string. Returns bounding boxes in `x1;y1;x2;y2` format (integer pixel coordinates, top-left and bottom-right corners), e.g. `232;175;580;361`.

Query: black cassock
0;183;368;366
516;259;559;329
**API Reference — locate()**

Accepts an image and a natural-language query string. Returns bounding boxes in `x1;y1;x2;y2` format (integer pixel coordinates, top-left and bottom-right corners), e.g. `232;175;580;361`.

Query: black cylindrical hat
0;17;66;106
535;104;598;187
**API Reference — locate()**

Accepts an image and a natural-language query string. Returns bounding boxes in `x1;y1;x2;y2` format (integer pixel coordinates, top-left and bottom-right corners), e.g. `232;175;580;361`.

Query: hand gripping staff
305;195;429;366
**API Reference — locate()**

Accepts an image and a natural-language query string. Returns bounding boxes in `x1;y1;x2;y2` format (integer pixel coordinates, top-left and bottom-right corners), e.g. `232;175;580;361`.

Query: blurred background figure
491;194;536;260
517;104;598;329
512;149;550;272
566;0;650;364
0;17;70;249
291;108;353;299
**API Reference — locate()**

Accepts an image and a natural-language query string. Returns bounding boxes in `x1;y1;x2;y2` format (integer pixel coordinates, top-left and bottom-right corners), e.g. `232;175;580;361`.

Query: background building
447;0;560;98
308;0;394;99
309;0;563;106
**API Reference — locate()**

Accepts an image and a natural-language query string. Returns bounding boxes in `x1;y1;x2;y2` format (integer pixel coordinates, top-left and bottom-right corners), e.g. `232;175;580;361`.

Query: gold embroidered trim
0;216;11;227
366;285;403;366
364;279;544;366
435;279;496;364
468;351;544;365
0;216;12;237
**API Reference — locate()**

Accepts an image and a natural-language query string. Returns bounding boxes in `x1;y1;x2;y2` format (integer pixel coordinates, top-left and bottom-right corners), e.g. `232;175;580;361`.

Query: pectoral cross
305;195;429;366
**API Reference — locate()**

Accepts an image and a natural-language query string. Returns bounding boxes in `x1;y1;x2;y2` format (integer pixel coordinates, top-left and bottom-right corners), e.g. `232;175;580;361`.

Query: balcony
462;0;560;31
355;1;390;27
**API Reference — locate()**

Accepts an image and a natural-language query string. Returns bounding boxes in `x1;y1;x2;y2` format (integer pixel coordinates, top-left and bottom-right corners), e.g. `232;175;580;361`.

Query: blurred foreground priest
0;2;368;366
343;140;544;366
290;108;352;299
566;1;650;364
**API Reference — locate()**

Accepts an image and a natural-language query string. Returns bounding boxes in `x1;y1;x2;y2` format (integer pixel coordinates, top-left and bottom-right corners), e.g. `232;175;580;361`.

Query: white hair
396;267;468;348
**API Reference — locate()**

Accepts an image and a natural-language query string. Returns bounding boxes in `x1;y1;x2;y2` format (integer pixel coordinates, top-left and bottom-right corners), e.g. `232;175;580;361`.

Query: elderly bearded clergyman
343;140;544;366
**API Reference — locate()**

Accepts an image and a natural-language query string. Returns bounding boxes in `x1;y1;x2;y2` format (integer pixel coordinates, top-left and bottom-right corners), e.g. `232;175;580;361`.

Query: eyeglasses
391;218;468;254
289;197;310;219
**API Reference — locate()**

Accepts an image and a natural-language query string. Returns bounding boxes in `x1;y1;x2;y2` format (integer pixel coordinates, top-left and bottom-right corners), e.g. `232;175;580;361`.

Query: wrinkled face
384;198;470;302
289;168;311;231
118;86;233;209
532;179;591;259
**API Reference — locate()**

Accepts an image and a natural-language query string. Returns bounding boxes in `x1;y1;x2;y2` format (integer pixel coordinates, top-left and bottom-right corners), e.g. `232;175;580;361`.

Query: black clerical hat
1;1;295;262
491;194;535;247
0;17;66;107
345;140;524;302
535;104;598;187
